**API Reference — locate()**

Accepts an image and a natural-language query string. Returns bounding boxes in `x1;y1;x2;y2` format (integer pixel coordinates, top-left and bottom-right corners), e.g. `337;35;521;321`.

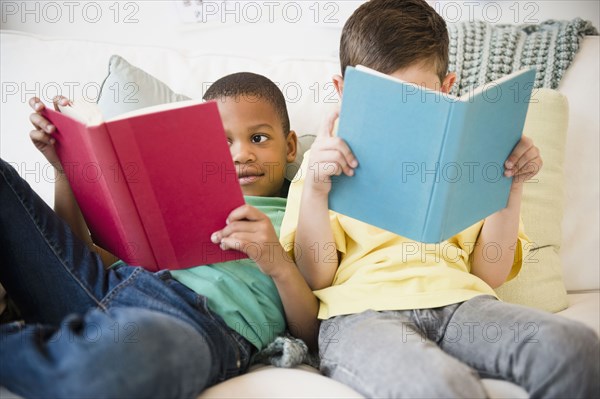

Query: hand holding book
303;110;357;196
28;96;70;172
503;135;542;189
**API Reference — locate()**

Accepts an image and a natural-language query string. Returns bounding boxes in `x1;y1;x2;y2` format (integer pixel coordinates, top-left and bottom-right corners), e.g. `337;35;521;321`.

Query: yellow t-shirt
280;150;529;320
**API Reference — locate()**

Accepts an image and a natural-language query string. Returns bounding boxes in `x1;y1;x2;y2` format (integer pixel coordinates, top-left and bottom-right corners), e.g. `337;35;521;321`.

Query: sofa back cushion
494;89;569;312
556;36;600;292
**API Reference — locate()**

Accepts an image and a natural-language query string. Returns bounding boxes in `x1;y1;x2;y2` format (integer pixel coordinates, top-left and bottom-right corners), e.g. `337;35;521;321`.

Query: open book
43;99;246;271
329;65;537;243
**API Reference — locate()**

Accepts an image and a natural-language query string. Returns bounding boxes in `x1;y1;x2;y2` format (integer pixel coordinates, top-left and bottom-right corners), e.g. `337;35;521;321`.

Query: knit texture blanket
448;18;598;96
253;332;319;368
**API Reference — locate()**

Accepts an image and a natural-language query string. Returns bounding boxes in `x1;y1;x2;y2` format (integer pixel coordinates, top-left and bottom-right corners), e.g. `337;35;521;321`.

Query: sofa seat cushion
195;364;529;399
197;365;363;398
557;292;600;335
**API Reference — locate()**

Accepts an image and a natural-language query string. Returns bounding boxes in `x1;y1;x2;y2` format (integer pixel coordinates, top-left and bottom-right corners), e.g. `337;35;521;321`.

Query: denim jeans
0;158;254;398
319;295;600;398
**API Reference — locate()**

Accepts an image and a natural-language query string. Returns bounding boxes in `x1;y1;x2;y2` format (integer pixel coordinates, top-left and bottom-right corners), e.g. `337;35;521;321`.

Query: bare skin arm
471;136;542;288
295;112;358;290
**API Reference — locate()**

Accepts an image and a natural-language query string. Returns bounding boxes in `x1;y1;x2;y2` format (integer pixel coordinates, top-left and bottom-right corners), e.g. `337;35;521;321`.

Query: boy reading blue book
281;0;599;397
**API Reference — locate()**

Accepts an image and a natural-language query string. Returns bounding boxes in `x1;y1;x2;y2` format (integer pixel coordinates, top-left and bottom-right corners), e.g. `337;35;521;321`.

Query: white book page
356;65;533;103
58;101;104;126
58;99;206;126
458;68;534;101
107;99;206;122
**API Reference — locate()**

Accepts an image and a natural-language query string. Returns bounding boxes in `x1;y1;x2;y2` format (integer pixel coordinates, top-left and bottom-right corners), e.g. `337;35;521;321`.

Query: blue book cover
329;66;536;243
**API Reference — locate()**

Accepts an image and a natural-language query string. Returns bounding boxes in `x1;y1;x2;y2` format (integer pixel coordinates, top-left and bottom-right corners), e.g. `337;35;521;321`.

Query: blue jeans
319;295;600;398
0;158;254;398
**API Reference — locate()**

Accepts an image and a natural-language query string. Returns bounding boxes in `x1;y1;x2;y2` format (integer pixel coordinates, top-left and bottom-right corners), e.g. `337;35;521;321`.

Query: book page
459;68;535;101
59;99;205;126
58;100;104;126
355;64;459;102
107;99;205;122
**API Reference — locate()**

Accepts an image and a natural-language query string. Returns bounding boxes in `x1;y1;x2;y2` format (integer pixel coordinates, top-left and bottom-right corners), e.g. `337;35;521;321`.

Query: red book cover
43;101;246;271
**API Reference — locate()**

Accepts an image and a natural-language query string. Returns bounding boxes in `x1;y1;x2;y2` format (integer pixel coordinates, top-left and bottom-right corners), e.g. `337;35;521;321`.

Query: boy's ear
441;72;456;94
332;75;344;97
286;130;298;163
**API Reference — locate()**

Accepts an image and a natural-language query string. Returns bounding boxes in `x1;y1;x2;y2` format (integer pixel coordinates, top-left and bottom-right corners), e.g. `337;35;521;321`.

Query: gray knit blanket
253;332;319;368
257;18;598;370
448;18;598;96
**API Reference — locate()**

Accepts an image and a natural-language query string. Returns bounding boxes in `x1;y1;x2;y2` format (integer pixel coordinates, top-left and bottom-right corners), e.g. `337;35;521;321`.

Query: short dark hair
340;0;449;82
203;72;290;135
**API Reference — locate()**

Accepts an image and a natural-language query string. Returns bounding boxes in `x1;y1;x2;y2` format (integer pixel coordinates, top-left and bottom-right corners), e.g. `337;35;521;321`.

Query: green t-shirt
170;196;286;350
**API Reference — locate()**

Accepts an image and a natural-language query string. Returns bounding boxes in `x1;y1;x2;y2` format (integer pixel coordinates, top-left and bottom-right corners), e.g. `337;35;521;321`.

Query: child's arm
28;97;118;267
213;204;320;349
296;113;358;290
471;136;542;288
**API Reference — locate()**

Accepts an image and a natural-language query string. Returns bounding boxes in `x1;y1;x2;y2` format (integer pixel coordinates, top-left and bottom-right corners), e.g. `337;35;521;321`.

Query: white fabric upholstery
557;37;600;292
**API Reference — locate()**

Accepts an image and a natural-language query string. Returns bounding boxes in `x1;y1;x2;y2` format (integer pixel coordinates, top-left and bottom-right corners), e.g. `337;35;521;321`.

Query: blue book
329;65;536;243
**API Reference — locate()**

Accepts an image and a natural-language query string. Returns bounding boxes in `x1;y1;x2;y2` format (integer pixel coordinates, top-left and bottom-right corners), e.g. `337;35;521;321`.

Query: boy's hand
28;96;71;172
306;111;358;195
504;135;542;191
211;205;287;278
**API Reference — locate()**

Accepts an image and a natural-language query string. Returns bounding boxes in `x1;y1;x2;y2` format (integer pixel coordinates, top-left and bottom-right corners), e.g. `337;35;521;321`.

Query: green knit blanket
448;18;598;96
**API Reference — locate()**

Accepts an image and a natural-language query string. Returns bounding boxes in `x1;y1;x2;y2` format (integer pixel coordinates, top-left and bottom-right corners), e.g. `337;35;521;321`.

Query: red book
43;100;246;271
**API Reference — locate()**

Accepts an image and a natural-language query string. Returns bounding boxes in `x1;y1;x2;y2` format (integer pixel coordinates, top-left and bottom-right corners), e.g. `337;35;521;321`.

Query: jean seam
471;366;517;383
320;357;377;397
98;267;143;307
227;328;253;370
200;299;245;379
1;167;106;311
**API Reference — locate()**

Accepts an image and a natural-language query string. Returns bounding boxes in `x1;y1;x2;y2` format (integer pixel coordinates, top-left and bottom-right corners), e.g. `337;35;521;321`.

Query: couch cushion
198;365;363;398
558;292;600;335
495;88;569;312
557;36;600;292
97;55;190;119
195;364;528;399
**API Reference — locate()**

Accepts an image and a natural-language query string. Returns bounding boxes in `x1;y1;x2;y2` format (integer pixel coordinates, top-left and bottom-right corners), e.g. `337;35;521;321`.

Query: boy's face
216;96;297;197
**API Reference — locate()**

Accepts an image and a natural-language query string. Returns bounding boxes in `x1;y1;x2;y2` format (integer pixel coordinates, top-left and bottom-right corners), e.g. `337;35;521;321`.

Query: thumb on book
52;96;72;111
318;109;340;138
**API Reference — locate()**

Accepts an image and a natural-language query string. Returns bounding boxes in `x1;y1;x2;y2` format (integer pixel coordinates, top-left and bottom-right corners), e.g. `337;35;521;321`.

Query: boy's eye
251;134;268;144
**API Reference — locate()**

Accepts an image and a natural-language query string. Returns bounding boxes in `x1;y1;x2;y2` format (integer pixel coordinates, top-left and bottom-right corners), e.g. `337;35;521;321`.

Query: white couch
0;29;598;398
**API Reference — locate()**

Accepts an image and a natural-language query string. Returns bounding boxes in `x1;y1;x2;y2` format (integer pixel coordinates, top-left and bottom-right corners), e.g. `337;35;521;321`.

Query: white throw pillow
96;55;191;120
